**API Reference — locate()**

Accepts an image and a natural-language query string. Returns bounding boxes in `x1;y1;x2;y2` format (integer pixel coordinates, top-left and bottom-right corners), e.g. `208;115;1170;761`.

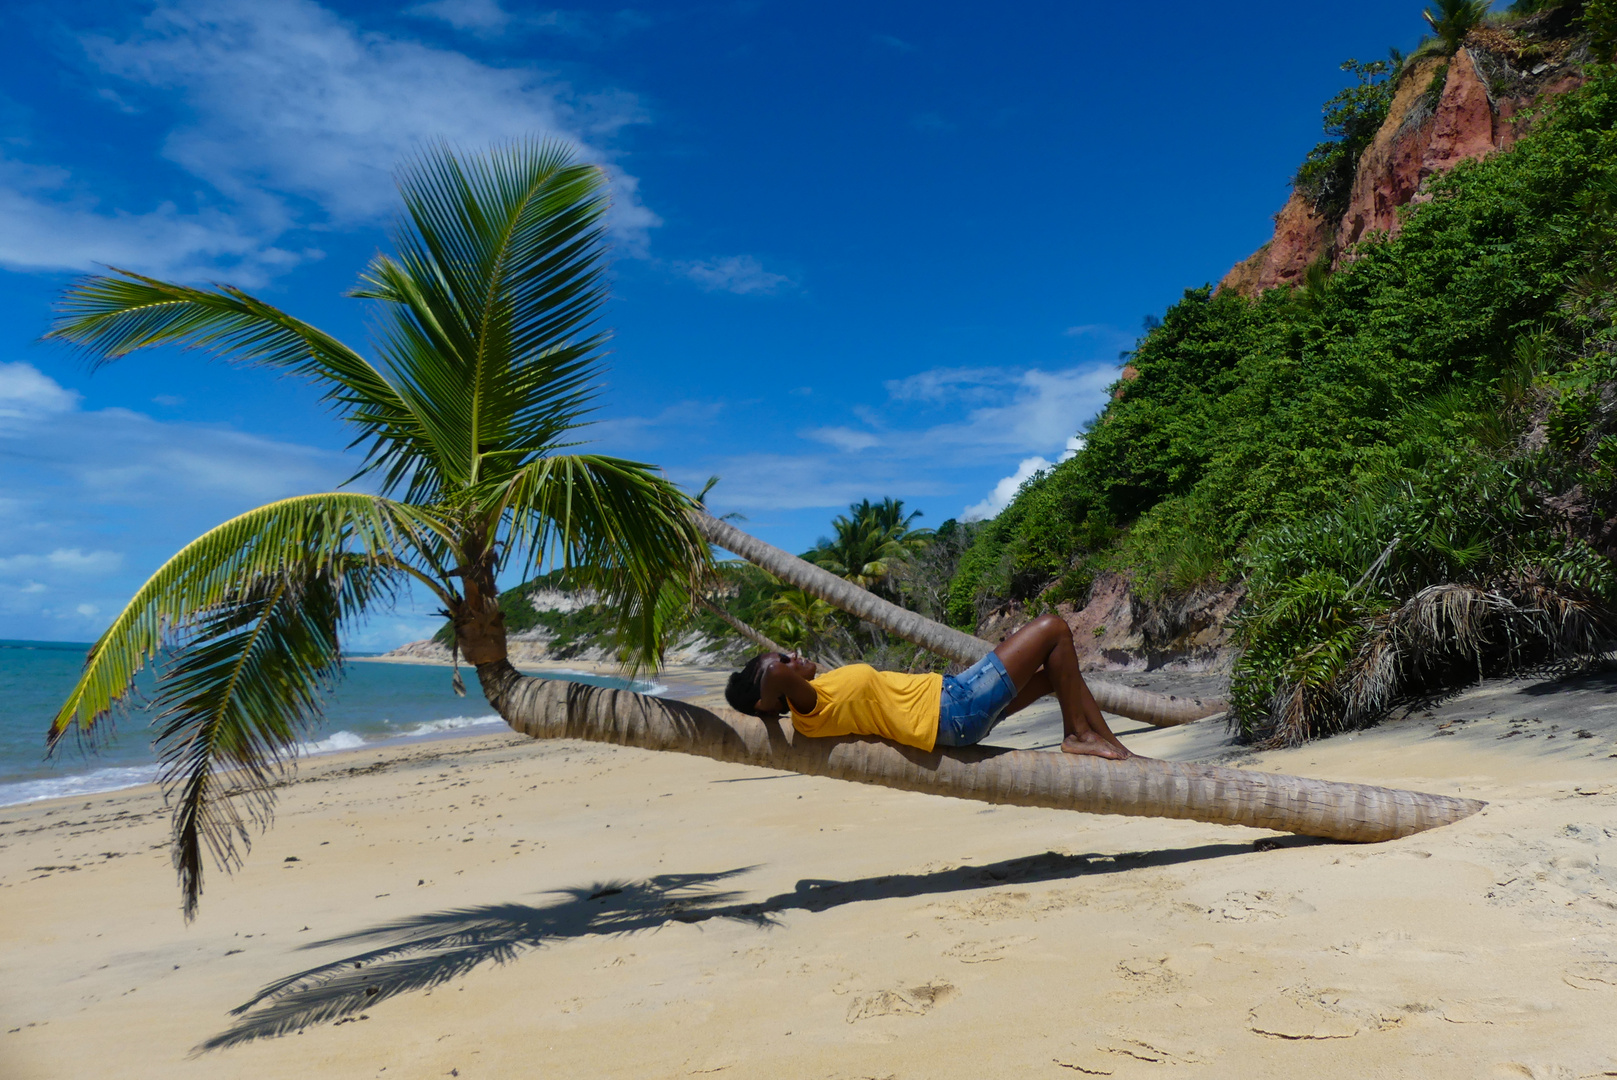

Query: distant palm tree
811;497;932;593
45;142;708;918
1420;0;1491;55
764;587;838;651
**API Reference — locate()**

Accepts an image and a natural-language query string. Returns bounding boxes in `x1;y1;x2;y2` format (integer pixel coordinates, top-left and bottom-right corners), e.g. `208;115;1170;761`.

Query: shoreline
0;664;719;812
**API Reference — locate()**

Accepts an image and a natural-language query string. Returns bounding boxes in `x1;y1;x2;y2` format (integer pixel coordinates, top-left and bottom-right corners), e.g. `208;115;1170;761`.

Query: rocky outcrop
977;571;1242;672
1335;55;1449;249
1218;192;1335;296
1220;26;1587;297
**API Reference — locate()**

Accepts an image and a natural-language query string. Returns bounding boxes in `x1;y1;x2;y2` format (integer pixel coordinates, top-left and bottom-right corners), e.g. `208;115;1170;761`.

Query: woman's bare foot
1061;732;1131;760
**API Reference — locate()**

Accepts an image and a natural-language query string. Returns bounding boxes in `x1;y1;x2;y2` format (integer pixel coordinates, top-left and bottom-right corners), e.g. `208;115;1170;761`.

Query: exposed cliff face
1220;29;1586;298
1217;191;1334;297
977;571;1242;672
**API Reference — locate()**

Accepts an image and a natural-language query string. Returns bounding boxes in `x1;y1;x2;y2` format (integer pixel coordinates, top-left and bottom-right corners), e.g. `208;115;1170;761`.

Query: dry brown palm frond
1252;575;1616;749
1338;620;1403;729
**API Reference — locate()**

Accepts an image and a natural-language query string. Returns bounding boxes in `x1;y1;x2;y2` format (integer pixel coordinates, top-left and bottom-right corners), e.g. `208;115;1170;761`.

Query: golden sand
3;665;1615;1078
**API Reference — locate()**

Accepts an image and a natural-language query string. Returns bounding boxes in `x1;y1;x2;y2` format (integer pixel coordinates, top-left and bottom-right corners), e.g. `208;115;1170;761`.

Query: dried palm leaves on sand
1248;576;1611;747
1232;455;1617;747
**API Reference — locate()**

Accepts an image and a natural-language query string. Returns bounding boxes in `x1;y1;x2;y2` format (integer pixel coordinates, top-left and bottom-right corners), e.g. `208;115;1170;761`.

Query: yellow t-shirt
789;664;943;751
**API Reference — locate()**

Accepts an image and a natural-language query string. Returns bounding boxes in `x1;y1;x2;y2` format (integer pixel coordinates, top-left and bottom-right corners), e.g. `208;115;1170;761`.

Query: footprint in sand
1563;961;1617;990
844;982;957;1022
1493;1063;1586;1079
1054;1029;1219;1072
1248;997;1363;1040
1109;956;1179;1000
941;936;1034;963
1203;890;1293;922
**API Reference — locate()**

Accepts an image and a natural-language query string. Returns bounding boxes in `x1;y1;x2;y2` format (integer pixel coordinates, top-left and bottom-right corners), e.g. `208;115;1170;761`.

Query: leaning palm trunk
690;510;1224;727
697;596;786;653
477;660;1483;842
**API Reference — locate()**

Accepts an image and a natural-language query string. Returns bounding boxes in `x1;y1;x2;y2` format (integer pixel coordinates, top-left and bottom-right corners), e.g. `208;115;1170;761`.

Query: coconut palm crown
811;497;932;592
1417;0;1492;56
44;141;709;919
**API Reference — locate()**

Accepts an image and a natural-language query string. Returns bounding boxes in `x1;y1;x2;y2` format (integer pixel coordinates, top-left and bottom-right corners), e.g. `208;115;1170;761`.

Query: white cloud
88;0;652;222
666;363;1113;527
407;0;511;34
0;362;81;425
801;426;880;452
0;162;300;282
69;409;346;505
924;366;1115;456
579;400;725;453
0;0;660;278
962;455;1052;522
670;453;951;513
883;366;1000;404
677;255;793;295
0;549;125;576
0;363;356;635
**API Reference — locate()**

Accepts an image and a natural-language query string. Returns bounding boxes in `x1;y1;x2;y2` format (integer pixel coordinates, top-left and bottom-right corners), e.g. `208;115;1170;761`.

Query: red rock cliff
1220;27;1586;297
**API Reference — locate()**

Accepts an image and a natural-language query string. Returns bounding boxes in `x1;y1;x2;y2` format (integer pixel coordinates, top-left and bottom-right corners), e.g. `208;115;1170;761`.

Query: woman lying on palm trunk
724;614;1132;760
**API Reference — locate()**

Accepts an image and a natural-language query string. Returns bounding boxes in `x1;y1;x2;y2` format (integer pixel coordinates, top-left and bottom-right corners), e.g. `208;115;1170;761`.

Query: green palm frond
46;270;411;433
765;588;837;649
1420;0;1491;54
49;493;433;746
351;142;611;502
155;560;389;919
494;453;709;668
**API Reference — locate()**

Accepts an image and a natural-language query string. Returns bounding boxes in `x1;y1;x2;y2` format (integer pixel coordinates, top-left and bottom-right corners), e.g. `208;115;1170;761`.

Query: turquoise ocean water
0;639;660;807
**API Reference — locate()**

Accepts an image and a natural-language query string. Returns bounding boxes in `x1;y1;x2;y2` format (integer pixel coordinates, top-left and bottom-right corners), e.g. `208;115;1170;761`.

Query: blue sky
0;0;1439;648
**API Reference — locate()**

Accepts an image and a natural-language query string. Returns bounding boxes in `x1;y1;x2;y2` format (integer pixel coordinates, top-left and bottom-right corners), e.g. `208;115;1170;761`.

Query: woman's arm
757;658;819;719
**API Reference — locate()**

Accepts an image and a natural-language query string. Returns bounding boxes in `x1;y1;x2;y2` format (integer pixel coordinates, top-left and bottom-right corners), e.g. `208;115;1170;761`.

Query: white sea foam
399;714;505;737
0;765;158;807
291;714;507;758
295;730;368;756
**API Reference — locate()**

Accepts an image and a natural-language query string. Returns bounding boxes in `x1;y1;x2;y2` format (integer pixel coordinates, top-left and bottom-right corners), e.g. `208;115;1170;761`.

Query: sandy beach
4;663;1617;1079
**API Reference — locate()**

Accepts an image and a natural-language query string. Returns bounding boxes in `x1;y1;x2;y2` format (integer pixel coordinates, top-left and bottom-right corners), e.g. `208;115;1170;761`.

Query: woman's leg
992;614;1131;759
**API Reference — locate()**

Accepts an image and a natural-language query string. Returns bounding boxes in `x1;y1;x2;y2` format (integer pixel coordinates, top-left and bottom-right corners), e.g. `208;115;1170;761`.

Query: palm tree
1418;0;1491;56
47;146;1482;920
475;512;1483;844
45;142;708;918
811;497;931;592
764;588;838;652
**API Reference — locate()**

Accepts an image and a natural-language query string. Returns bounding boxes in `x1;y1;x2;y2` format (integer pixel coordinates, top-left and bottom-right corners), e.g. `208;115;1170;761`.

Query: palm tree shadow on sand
199;839;1316;1052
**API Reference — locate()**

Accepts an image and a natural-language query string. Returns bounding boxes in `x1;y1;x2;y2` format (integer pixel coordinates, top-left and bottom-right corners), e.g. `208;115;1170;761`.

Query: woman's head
724;650;816;717
724;653;773;717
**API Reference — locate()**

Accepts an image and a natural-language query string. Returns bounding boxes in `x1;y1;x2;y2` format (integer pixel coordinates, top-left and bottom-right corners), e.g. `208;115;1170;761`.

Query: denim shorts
935;651;1018;747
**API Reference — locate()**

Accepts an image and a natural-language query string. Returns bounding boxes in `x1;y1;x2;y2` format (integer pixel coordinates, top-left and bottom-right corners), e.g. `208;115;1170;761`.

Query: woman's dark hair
724;653;773;717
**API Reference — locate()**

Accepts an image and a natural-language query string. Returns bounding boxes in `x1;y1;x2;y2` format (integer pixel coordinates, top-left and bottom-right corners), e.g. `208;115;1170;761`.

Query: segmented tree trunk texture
480;662;1484;843
690;509;1225;727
